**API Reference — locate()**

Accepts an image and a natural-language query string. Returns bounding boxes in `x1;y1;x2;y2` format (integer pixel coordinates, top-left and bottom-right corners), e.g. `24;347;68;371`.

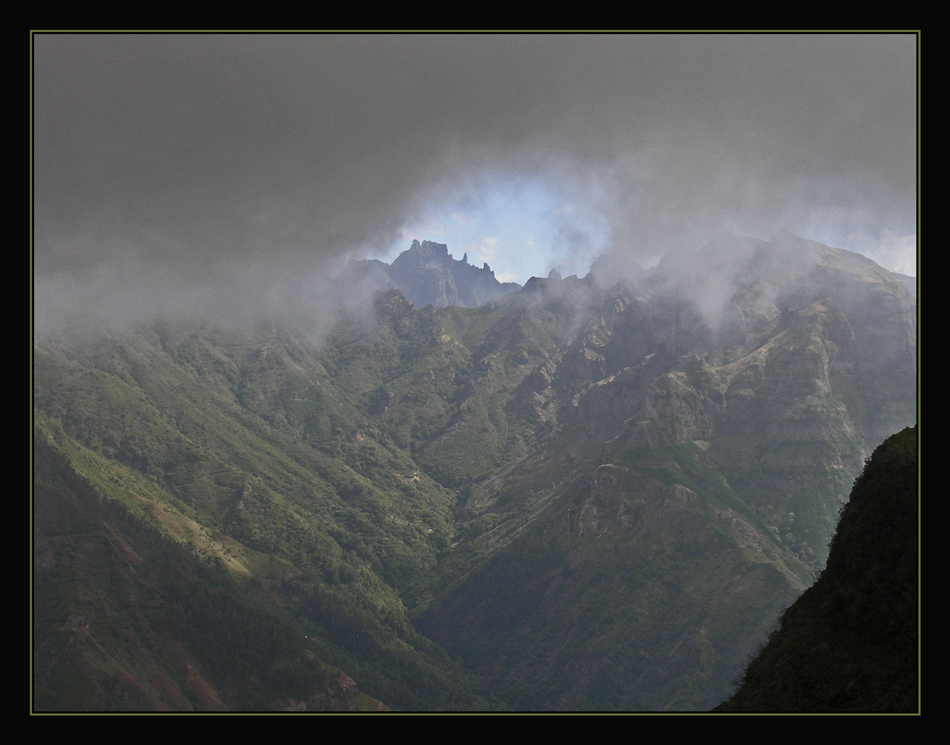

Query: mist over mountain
32;232;916;711
33;35;916;334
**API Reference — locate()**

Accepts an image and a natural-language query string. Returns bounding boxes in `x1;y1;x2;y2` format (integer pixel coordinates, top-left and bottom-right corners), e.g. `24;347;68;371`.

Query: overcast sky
33;33;918;330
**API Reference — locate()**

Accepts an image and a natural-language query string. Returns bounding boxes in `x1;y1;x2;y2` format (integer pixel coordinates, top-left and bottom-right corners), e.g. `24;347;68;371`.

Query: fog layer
33;34;917;331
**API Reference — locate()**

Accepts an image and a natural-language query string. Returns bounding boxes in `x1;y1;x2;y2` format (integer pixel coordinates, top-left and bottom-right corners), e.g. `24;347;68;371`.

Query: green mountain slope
33;420;387;711
32;329;496;711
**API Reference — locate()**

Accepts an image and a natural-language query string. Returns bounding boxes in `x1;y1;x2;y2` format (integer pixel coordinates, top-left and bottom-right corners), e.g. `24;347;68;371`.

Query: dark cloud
33;33;917;329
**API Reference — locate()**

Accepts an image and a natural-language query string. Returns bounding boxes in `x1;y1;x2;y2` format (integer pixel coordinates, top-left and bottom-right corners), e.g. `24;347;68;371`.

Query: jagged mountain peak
395;239;452;266
341;239;520;309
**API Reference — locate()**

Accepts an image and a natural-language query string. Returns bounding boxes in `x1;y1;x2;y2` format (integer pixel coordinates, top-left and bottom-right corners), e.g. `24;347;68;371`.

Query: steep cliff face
543;236;915;568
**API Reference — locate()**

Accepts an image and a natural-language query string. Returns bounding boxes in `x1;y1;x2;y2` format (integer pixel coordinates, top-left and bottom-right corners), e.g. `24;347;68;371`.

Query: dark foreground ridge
715;425;918;712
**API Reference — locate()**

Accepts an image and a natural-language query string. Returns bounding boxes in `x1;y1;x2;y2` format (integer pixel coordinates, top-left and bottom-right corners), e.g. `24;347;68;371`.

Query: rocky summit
338;239;521;309
33;233;916;711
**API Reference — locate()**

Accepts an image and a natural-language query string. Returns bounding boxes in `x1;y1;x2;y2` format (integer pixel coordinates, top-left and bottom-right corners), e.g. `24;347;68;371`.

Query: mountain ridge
33;233;916;711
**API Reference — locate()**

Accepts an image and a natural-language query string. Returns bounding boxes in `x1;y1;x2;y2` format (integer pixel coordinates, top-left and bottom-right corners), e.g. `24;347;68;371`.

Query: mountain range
32;233;917;711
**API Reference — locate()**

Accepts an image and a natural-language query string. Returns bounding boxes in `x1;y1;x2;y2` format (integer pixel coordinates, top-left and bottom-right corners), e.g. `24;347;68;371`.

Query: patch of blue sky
381;178;611;285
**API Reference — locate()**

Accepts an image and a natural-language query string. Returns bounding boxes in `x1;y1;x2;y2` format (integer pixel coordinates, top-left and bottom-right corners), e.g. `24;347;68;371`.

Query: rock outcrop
338;240;521;309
